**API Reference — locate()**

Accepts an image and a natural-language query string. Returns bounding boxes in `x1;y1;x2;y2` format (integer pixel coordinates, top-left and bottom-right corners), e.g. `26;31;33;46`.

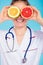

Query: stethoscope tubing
5;26;32;63
5;30;14;51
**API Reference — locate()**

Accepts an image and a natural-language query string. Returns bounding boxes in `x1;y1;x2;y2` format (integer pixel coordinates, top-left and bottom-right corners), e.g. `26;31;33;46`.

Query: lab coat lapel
17;28;30;59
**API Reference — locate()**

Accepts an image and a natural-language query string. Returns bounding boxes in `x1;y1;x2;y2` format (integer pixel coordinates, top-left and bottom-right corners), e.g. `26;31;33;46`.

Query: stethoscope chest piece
22;58;27;63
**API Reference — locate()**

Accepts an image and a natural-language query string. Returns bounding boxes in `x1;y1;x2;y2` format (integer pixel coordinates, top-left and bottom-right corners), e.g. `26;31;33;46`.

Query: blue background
0;0;43;65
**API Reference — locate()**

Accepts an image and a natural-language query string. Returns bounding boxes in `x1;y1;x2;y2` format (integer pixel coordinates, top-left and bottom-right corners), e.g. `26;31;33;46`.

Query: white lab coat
0;27;43;65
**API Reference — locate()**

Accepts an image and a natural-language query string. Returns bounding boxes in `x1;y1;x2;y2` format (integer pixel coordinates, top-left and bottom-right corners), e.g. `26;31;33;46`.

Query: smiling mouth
16;16;25;23
16;19;24;22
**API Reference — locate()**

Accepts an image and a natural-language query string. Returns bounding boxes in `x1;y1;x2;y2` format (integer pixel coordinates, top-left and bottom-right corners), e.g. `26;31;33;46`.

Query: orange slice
21;6;33;19
8;6;20;18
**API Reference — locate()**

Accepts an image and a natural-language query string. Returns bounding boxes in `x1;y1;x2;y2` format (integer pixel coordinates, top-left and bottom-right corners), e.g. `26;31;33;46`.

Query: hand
28;6;43;26
29;6;42;21
0;6;12;23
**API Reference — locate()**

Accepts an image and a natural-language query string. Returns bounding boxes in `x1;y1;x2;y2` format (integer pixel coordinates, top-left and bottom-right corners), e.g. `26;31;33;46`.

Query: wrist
37;17;42;22
0;15;5;23
37;17;43;26
0;17;4;23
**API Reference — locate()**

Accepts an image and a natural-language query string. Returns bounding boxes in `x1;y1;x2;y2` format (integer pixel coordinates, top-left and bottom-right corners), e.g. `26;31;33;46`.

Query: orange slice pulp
8;6;20;18
21;6;33;19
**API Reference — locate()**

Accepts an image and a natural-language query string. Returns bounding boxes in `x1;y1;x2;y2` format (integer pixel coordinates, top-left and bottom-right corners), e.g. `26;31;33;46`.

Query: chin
15;25;26;28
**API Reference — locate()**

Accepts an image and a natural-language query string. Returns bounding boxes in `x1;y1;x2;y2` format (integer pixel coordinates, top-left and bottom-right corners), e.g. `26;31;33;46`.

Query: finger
1;6;10;13
6;16;13;20
1;6;10;16
32;6;41;18
32;6;40;14
3;6;10;9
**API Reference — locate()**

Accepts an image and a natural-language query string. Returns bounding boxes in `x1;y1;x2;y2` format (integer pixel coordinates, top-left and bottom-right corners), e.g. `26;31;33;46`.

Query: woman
0;0;43;65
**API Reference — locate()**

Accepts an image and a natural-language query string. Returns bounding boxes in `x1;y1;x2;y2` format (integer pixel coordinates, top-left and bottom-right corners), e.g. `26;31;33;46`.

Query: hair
11;0;30;5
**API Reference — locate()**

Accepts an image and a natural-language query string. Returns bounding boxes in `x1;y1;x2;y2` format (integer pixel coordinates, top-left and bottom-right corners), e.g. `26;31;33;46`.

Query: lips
16;17;24;22
16;19;24;22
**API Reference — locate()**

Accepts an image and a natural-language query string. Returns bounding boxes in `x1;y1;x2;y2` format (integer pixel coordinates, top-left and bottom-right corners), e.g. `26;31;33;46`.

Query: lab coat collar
10;27;30;50
9;27;36;51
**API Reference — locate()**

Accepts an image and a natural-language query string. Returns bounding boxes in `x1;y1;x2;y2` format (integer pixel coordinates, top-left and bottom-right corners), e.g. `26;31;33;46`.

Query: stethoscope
5;26;32;63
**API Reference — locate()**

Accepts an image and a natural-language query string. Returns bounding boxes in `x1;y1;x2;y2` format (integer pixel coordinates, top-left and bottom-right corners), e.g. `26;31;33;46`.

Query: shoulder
32;30;43;48
0;30;8;39
0;30;8;52
35;31;43;39
0;30;8;35
27;28;43;39
28;28;43;42
0;30;8;34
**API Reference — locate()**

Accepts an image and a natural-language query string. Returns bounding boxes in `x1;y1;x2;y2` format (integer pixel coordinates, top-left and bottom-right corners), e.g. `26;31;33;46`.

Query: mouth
16;17;25;23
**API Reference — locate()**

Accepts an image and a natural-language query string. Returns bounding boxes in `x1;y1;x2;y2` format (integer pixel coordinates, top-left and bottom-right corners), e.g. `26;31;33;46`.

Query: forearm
0;14;3;23
0;17;4;23
0;14;5;23
37;18;43;26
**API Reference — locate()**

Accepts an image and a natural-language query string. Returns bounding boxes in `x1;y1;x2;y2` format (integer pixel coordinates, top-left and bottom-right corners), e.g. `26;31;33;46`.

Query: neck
14;26;27;36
